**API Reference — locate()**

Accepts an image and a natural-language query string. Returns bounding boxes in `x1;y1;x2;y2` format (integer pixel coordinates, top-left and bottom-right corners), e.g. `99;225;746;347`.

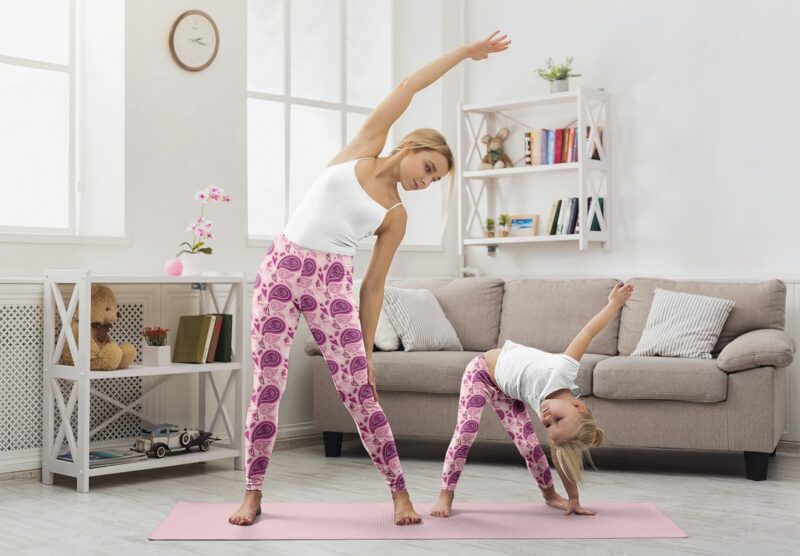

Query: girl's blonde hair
550;409;605;485
392;128;455;196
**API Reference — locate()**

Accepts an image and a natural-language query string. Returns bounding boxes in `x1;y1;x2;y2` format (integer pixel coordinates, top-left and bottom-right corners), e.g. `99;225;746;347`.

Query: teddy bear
59;284;137;371
480;127;514;169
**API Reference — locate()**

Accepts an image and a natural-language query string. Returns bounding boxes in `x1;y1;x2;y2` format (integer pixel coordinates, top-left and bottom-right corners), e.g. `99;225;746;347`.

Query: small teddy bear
480;127;514;169
60;284;137;371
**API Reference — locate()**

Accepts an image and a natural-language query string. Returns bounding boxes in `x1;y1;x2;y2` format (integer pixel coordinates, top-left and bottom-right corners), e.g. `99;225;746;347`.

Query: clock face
170;11;219;71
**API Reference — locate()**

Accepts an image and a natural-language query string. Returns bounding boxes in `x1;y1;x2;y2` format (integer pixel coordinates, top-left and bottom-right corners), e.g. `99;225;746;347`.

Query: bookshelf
455;86;611;266
41;270;247;493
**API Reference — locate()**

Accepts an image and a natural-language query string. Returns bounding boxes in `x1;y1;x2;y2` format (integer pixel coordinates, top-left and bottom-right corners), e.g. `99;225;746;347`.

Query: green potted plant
535;57;581;93
485;217;496;238
498;214;510;237
142;326;170;366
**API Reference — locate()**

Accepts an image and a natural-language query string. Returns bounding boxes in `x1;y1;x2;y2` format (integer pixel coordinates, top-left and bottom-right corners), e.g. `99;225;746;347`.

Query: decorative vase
180;253;205;276
164;257;183;276
550;79;568;93
486;231;495;238
142;345;171;366
501;230;509;237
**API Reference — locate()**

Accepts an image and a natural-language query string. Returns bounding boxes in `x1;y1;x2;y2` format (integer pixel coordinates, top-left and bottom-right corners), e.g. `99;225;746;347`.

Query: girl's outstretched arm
339;30;511;160
564;283;633;362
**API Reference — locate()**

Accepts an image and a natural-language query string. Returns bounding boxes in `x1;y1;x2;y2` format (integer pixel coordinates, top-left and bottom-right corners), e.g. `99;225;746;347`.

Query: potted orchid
165;185;231;276
142;326;170;366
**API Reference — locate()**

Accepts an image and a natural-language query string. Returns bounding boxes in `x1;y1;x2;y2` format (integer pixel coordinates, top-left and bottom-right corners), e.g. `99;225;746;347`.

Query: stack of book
544;197;605;236
172;314;233;364
524;127;603;165
57;448;147;468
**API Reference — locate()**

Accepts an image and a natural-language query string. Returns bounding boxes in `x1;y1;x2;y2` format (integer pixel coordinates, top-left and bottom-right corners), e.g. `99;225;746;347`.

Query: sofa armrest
717;329;796;372
304;336;322;356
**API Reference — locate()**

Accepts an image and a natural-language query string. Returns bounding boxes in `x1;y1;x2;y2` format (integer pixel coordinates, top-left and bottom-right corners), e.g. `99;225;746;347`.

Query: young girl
229;31;512;527
431;282;633;518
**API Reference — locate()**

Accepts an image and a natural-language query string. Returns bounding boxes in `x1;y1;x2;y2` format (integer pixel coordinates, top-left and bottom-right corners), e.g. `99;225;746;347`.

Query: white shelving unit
456;86;611;266
41;271;248;493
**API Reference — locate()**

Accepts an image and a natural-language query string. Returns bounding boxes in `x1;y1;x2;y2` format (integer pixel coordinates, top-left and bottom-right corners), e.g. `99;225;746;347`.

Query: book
548;199;562;235
524;133;531;165
211;313;233;362
591;197;605;231
532;130;544;165
566;197;579;234
554;129;564;164
201;315;217;362
566;127;575;162
546;129;555;164
556;197;569;234
173;315;215;363
57;449;147;468
205;314;224;363
544;200;559;236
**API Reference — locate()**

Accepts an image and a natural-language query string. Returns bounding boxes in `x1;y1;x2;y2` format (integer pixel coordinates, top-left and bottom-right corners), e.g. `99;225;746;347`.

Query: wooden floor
2;438;799;555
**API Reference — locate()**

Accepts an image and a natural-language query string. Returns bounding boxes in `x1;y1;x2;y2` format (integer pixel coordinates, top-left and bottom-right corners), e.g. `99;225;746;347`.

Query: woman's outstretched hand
466;30;511;61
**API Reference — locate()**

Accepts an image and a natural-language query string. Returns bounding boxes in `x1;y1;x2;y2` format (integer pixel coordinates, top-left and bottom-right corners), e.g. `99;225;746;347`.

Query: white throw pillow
631;288;735;359
352;279;401;351
382;286;463;352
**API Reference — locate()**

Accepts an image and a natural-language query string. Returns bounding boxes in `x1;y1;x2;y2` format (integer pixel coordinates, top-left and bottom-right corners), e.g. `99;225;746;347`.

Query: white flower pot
142;345;171;366
180;253;206;276
550;79;569;93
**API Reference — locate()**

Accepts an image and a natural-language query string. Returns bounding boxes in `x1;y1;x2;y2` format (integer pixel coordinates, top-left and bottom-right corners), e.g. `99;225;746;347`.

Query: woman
230;30;511;527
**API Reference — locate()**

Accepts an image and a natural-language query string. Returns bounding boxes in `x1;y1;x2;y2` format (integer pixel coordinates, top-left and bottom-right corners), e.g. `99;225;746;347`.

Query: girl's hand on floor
466;30;511;61
565;498;597;516
367;358;380;402
543;490;569;511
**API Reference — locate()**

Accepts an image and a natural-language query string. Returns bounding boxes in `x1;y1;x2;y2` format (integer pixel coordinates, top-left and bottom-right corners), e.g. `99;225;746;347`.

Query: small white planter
550;79;569;93
180;253;206;276
142;345;171;366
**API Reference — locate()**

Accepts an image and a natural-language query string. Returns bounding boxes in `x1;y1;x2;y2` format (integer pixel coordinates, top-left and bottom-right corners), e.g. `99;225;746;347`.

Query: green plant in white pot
535;57;581;93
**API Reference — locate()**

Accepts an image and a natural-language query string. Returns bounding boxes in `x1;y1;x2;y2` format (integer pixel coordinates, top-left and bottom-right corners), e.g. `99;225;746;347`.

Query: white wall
462;0;800;280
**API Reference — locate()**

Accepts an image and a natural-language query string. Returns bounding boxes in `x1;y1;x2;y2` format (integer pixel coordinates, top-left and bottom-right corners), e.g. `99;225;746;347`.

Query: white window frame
246;0;445;253
0;0;76;237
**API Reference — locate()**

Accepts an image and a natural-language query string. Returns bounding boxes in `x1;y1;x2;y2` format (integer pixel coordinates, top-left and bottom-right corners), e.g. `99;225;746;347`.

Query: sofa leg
323;431;343;457
769;448;777;458
744;451;769;481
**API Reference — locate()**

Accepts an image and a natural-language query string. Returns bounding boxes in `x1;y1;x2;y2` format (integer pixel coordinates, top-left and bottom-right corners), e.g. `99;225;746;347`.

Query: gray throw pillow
382;287;463;352
631;288;735;359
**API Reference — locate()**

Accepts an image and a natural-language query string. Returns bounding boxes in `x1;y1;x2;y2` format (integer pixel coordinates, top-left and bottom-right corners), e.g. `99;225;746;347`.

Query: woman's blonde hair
550;409;605;485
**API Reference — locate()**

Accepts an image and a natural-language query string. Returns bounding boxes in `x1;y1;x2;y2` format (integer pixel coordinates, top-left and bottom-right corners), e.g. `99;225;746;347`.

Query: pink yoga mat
149;502;687;540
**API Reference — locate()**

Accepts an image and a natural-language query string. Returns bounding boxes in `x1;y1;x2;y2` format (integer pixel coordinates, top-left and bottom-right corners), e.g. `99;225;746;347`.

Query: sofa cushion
370;351;484;394
593;356;727;402
382;287;463;351
630;288;735;359
717;329;796;372
498;279;621;356
388;277;505;351
618;278;786;356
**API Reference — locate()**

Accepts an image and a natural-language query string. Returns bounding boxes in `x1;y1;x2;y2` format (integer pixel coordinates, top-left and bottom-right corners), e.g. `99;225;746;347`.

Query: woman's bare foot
392;489;422;525
430;489;455;518
228;490;262;526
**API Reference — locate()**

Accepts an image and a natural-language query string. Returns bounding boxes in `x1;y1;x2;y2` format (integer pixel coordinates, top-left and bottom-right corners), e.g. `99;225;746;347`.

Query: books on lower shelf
544;197;605;236
524;127;603;165
172;313;233;364
57;448;147;468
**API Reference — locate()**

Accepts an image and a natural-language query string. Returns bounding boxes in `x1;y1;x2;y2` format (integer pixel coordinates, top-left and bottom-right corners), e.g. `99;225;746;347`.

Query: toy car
133;424;220;458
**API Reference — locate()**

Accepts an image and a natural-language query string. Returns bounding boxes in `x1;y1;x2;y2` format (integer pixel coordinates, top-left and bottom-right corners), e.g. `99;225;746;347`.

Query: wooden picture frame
509;214;539;236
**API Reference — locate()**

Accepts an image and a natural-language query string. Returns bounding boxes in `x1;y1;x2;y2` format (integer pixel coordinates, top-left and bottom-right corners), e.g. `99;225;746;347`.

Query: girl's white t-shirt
493;339;581;417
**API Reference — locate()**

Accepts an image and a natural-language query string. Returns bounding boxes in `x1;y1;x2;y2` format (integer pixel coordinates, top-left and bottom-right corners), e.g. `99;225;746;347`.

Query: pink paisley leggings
245;234;406;492
440;354;553;491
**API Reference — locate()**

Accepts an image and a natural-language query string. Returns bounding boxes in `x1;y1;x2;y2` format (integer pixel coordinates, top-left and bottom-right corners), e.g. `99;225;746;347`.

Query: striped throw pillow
382;287;463;352
631;288;735;359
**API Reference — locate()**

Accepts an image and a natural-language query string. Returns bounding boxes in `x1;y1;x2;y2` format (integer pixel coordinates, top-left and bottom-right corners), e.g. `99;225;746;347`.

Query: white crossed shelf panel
41;270;248;493
456;87;611;262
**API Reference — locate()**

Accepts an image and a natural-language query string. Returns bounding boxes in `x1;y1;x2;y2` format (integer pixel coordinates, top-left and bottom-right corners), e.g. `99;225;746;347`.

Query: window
0;0;73;232
246;0;397;241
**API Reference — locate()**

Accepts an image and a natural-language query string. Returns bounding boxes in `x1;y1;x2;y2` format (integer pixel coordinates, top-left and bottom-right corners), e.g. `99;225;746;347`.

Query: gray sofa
305;277;795;480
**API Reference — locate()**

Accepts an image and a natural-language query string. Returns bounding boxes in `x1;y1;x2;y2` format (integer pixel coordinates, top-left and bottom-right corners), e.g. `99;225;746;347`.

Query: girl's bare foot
392;489;422;525
430;489;455;517
228;490;262;526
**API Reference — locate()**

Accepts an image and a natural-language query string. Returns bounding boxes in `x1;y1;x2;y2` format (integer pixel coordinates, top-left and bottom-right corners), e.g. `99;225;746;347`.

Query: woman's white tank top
282;158;403;256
